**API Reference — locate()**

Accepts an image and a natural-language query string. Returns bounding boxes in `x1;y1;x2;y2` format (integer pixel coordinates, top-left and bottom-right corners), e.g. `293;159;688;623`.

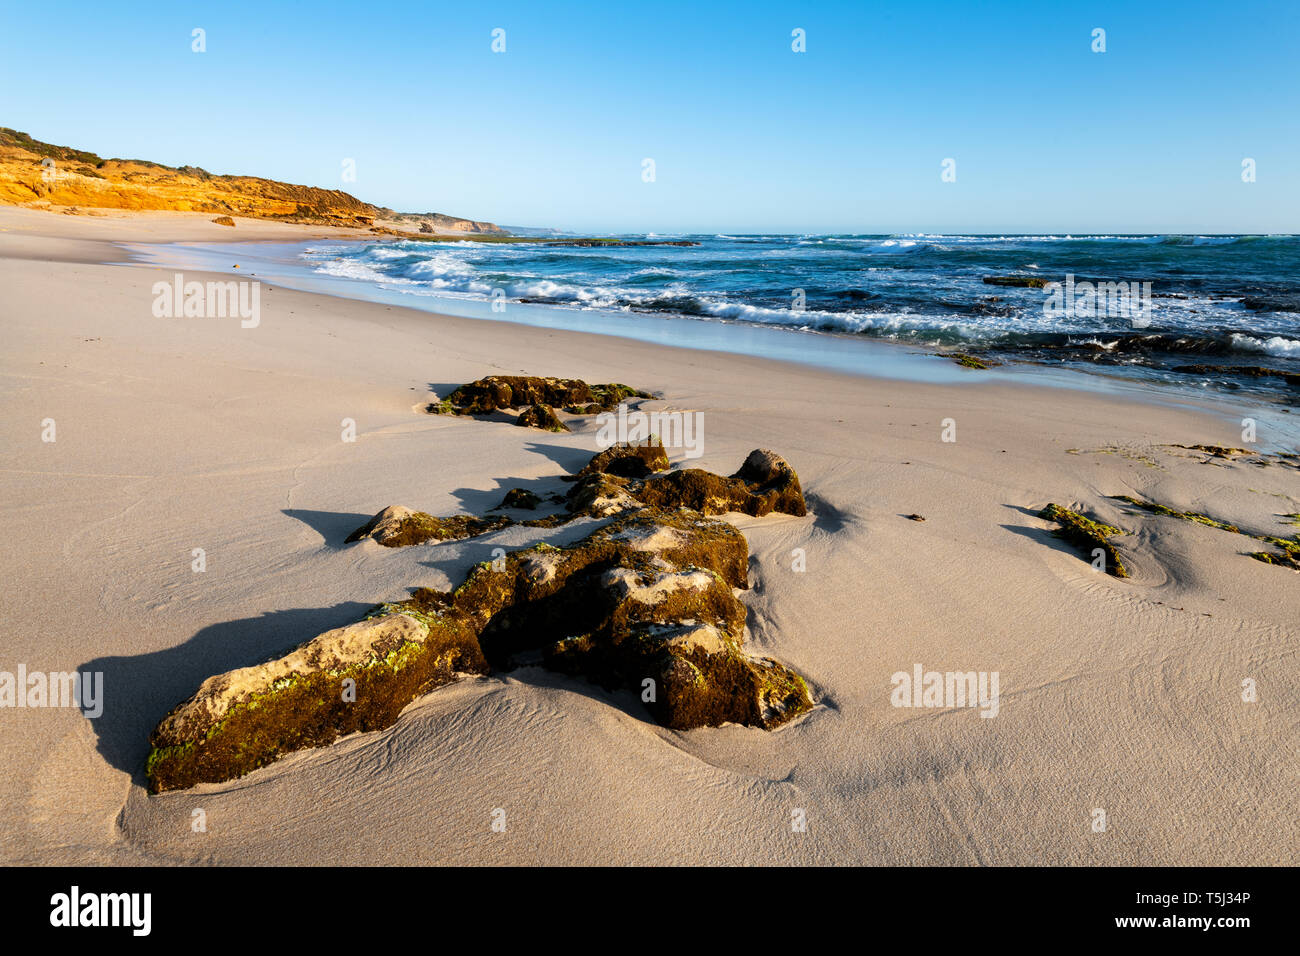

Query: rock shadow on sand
283;508;377;549
79;602;372;784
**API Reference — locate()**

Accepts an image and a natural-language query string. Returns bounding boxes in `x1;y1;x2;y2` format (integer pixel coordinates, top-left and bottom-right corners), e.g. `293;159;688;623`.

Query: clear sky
2;0;1296;234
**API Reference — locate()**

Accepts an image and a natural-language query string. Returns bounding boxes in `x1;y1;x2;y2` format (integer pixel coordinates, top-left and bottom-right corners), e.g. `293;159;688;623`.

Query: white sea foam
1231;334;1300;357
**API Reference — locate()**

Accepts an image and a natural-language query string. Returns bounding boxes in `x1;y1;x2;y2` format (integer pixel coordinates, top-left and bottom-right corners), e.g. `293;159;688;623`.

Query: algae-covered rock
1038;503;1128;578
492;488;542;510
515;403;568;432
732;449;808;516
148;446;816;791
949;352;997;369
631;449;807;517
983;275;1050;288
426;375;652;418
565;472;643;517
345;505;512;547
145;612;488;792
147;502;812;791
577;440;671;478
446;507;807;731
558;447;807;520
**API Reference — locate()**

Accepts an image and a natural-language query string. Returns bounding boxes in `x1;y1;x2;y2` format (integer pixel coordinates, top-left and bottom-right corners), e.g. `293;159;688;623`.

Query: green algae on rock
348;448;809;543
145;611;488;793
425;375;652;422
428;506;808;731
345;505;512;547
514;402;568;432
575;439;671;479
632;448;808;518
1038;503;1129;578
492;488;542;511
146;501;814;792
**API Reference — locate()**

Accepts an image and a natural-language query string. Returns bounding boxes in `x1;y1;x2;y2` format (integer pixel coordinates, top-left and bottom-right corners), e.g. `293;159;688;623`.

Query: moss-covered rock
148;445;817;790
631;449;807;517
426;375;652;418
445;507;806;730
145;612;488;792
1038;503;1128;577
147;500;812;791
983;275;1050;288
576;440;671;478
514;403;568;432
565;472;643;517
345;505;512;547
492;488;542;510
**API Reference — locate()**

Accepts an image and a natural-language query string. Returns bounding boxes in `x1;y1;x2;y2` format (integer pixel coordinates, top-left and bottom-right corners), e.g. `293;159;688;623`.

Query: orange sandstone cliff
0;127;504;235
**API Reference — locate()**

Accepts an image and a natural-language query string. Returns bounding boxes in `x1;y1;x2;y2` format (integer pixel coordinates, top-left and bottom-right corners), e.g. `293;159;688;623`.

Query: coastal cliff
0;127;504;235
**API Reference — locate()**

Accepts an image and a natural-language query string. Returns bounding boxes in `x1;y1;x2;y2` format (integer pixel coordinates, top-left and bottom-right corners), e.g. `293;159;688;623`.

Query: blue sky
2;0;1296;233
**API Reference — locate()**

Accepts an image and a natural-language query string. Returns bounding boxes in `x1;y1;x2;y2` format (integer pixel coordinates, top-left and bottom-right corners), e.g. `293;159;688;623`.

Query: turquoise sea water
301;233;1300;399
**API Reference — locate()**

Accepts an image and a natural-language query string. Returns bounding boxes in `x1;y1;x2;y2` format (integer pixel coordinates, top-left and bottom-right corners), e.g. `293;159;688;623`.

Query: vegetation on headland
0;127;698;246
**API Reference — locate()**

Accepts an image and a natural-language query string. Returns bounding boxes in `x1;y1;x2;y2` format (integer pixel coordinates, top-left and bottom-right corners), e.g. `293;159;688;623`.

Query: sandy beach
1;206;1295;866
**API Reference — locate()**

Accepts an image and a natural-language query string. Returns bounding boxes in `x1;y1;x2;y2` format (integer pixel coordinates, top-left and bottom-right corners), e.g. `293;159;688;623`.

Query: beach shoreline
1;207;1296;865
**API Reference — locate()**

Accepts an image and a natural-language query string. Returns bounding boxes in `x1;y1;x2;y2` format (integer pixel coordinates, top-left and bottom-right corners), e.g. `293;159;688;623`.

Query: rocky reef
146;443;813;792
492;488;542;511
982;275;1050;288
947;352;998;370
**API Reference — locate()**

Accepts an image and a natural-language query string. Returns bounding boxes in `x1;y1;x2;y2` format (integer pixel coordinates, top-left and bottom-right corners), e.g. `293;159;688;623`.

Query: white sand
1;207;1295;865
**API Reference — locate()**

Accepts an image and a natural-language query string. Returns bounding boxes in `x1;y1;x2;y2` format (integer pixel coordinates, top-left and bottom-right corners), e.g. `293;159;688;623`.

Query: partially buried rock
346;449;808;546
515;403;568;432
145;611;488;793
146;504;813;791
345;505;512;547
575;439;671;479
427;375;652;421
630;448;807;518
492;488;541;510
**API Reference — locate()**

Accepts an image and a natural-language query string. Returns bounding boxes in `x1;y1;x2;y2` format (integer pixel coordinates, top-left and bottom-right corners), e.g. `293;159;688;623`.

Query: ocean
303;234;1300;401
